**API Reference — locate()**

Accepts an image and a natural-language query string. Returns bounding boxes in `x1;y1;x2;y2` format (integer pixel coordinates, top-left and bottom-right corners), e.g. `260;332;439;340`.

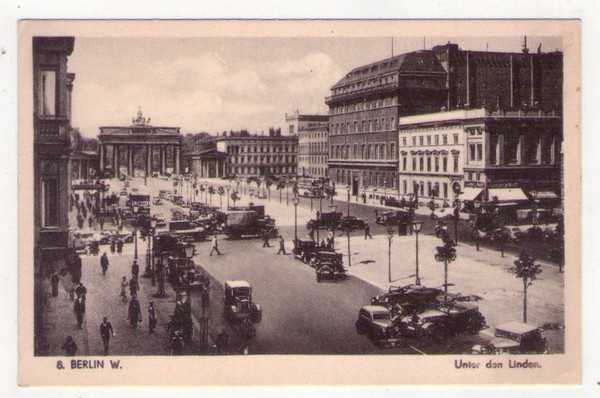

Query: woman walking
120;276;128;302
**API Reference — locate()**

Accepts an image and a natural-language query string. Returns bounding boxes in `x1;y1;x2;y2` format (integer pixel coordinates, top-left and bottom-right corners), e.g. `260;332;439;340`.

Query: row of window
299;131;327;140
298;155;327;165
232;166;296;174
301;167;328;177
400;133;460;147
226;144;297;154
402;155;460;174
333;169;396;189
400;180;451;199
230;155;296;164
330;116;396;135
330;143;397;161
298;142;327;154
329;96;398;114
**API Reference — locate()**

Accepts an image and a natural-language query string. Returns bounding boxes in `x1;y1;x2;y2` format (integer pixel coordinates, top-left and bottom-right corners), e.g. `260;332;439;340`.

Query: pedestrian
127;295;142;328
277;236;287;255
262;229;271;248
88;216;94;229
364;224;372;239
129;276;138;297
209;235;221;256
118;222;123;233
120;276;128;302
100;252;109;276
74;295;85;330
148;301;157;333
62;335;78;356
99;217;105;231
131;260;139;280
110;239;116;254
50;271;60;297
117;238;123;254
75;282;87;300
169;330;184;355
99;317;115;356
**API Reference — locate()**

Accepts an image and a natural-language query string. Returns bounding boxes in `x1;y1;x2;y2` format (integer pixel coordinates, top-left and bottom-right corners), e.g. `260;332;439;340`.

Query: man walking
262;228;271;248
129;276;138;297
100;252;109;276
131;260;139;280
277;236;287;255
99;317;115;355
148;301;157;333
74;295;85;330
116;238;123;254
209;235;221;256
364;224;373;239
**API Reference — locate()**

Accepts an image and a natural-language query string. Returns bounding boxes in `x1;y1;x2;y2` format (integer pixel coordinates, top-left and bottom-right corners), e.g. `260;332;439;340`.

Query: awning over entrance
460;187;483;202
532;191;560;200
488;188;529;202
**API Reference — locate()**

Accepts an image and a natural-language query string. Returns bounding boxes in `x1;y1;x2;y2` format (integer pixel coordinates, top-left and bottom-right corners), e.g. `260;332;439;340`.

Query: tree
434;240;457;293
208;186;215;205
276;180;286;203
230;191;240;207
265;179;273;201
509;252;542;323
217;186;225;209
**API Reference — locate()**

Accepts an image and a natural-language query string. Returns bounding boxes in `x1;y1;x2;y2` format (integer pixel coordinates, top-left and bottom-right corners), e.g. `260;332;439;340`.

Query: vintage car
101;231;134;244
338;215;367;231
311;251;346;282
370;284;444;315
471;322;547;355
223;280;262;324
355;306;402;348
375;210;409;226
152;214;167;228
292;239;319;263
152;197;163;205
306;211;343;230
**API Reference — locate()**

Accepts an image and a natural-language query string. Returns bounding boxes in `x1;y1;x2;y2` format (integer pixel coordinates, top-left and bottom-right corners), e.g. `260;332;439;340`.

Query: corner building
326;42;562;197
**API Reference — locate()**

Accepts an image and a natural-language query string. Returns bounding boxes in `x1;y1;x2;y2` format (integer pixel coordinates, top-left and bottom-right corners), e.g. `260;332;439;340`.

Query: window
420;182;424;196
490;135;499;164
419;136;424;146
354;121;358;133
289;125;295;135
443;135;448;145
435;157;439;172
477;144;483;161
39;70;57;116
380;144;385;159
390;143;396;159
42;179;59;227
362;121;366;132
374;144;379;160
427;157;431;171
402;156;407;171
427;135;431;145
427;182;432;196
412;137;417;146
391;117;396;129
453;134;459;144
453;155;459;173
505;135;520;164
443;182;448;199
468;172;473;181
476;172;481;181
403;180;407;194
402;137;407;146
369;120;373;132
523;136;539;164
469;144;477;162
353;144;358;158
419;157;424;171
434;135;439;145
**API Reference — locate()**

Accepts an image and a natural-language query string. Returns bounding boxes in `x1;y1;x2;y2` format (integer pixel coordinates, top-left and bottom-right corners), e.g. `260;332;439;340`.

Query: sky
68;36;562;138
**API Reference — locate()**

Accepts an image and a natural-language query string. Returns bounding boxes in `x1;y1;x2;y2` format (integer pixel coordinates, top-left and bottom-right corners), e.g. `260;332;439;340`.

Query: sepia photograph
16;19;581;386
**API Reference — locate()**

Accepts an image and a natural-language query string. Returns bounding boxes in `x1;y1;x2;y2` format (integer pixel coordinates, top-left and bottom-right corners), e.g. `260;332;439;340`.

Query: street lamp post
387;225;394;283
149;218;157;286
454;192;462;245
329;205;337;250
412;221;423;285
226;185;230;209
293;195;300;242
132;205;139;260
249;188;255;205
347;187;351;217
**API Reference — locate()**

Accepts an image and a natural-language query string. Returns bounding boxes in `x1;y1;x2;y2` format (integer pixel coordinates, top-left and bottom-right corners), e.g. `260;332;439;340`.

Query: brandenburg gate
98;109;182;177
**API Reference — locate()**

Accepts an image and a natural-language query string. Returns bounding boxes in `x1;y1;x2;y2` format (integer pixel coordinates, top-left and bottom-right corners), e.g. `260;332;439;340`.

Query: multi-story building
398;108;562;210
215;134;298;178
33;36;76;353
326;42;562;197
285;110;328;136
295;115;329;178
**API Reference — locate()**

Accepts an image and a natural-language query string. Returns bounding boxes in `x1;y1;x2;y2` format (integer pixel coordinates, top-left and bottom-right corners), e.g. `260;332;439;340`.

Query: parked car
355;306;402;348
223;280;262;324
292;239;319;263
314;252;346;282
375;210;410;226
152;197;163;205
306;211;343;230
339;215;366;231
370;284;444;316
471;321;547;355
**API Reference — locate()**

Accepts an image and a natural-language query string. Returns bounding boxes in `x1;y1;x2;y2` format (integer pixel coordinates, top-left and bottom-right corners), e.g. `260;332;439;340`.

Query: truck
221;210;278;240
167;220;208;242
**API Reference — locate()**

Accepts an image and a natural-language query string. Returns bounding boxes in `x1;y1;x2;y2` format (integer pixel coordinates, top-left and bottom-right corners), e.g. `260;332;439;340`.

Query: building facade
285;110;328;136
398;108;562;209
33;36;76;354
326;42;563;198
296;121;329;178
98;110;182;177
183;149;228;178
215;135;298;178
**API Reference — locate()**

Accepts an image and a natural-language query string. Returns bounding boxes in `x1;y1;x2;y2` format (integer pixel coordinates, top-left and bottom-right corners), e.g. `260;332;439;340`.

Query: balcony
35;116;71;142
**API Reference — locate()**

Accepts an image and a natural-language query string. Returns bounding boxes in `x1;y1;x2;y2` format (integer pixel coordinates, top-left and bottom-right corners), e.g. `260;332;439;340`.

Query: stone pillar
127;145;133;176
99;145;105;174
175;147;180;175
114;145;120;177
78;160;82;180
161;146;166;174
145;146;150;176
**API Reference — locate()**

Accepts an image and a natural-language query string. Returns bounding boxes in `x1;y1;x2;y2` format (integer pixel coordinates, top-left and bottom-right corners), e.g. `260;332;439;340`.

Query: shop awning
488;188;529;202
460;187;483;201
532;191;560;200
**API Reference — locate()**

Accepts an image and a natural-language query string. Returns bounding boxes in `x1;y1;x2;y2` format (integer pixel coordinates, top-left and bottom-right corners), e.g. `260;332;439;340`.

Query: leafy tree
509;252;543;323
276;180;286;203
265;179;273;201
434;240;457;292
208;186;215;205
230;191;240;207
217;186;225;208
